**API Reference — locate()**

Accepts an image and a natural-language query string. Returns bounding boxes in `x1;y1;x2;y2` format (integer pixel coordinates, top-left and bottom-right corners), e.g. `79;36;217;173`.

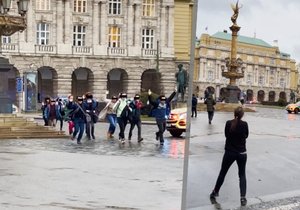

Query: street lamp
0;0;29;113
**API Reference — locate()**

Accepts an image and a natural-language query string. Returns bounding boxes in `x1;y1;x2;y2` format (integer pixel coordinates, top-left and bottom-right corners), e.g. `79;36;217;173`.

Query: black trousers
117;117;128;139
208;111;214;122
213;150;247;197
129;119;142;140
156;119;166;142
191;106;197;117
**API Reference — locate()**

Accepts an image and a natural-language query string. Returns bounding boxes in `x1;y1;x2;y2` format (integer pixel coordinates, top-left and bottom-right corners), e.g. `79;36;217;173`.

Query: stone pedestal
0;57;14;113
225;85;240;103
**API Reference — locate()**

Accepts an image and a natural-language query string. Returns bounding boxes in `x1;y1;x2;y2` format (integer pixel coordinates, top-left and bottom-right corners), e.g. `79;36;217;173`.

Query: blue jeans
73;118;85;142
107;114;117;134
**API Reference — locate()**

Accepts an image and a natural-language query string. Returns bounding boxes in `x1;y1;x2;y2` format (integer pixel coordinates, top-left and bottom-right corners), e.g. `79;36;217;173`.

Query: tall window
36;23;50;45
2;36;11;44
108;0;121;15
143;0;155;16
280;78;285;88
108;26;121;47
258;76;264;85
74;0;87;13
142;29;154;49
36;0;51;10
73;25;86;46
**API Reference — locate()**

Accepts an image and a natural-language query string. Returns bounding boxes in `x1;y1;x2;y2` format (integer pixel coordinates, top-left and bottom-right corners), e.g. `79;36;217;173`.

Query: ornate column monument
0;0;29;113
221;1;244;103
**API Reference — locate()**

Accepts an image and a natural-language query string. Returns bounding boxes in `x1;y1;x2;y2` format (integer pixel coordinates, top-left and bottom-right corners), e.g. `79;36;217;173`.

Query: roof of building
212;31;273;48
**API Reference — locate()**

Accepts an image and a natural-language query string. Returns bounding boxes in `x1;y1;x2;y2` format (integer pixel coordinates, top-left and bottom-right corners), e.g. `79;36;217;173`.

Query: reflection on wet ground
0;122;185;159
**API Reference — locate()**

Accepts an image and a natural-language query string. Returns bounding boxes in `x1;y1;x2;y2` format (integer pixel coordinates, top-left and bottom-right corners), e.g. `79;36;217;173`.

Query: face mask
121;98;126;101
87;99;92;103
69;98;73;102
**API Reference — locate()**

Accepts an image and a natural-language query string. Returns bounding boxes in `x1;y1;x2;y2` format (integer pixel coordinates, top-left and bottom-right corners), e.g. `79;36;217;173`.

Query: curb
187;190;300;210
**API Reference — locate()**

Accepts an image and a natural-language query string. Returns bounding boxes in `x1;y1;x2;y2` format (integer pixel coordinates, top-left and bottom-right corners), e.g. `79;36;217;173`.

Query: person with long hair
210;106;249;206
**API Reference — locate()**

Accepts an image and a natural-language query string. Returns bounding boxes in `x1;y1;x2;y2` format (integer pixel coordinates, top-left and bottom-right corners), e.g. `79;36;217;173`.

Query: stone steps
0;114;67;139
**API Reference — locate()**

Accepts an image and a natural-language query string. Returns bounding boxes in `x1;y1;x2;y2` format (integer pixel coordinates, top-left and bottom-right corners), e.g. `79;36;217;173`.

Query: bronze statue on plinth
221;0;244;103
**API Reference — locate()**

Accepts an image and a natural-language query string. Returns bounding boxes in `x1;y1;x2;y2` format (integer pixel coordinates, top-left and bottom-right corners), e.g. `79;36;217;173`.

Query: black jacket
224;120;249;153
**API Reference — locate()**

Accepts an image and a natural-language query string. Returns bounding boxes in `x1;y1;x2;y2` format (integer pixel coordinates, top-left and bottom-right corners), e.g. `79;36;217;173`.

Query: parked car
285;101;300;114
166;107;187;137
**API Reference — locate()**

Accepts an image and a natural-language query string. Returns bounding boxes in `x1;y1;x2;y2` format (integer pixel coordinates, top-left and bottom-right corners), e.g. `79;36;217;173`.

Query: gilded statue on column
230;0;242;25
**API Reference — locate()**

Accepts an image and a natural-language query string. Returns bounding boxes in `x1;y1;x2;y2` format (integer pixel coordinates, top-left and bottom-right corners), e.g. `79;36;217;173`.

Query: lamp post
0;0;29;113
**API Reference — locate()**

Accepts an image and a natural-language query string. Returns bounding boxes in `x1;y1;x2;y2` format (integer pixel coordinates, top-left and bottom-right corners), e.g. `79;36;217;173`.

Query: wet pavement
186;106;300;210
0;120;185;210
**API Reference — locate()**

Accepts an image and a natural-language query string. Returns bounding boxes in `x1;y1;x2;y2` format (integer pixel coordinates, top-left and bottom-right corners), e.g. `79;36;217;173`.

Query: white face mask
87;99;92;103
121;98;126;101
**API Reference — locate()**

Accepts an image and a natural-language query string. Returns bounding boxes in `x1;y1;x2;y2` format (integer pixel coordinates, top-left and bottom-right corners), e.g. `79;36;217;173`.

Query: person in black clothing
191;94;198;117
41;97;50;126
56;98;65;131
210;106;249;206
128;94;144;142
204;94;216;124
67;96;86;144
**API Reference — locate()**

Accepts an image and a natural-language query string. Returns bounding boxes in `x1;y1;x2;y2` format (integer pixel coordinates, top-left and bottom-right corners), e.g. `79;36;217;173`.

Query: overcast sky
196;0;300;63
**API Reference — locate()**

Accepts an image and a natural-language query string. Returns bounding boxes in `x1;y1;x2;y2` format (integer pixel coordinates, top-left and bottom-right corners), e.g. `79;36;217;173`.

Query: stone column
93;1;100;46
160;6;166;47
134;4;141;47
167;6;174;48
64;0;71;44
56;0;63;44
100;1;107;45
127;4;134;46
56;75;72;96
26;1;34;43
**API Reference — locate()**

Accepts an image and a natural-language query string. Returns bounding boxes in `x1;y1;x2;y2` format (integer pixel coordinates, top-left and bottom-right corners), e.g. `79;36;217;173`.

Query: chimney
273;40;278;47
223;30;227;33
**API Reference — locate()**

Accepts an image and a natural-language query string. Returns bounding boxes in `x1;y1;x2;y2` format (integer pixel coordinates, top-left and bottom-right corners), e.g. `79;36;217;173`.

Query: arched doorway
269;91;275;102
279;91;286;100
72;67;94;98
257;90;265;102
206;86;215;94
107;68;128;98
246;89;253;101
141;69;161;95
37;66;58;102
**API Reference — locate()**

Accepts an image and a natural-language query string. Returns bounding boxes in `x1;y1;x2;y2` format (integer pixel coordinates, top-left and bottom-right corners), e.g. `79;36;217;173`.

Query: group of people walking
41;88;177;146
42;89;250;206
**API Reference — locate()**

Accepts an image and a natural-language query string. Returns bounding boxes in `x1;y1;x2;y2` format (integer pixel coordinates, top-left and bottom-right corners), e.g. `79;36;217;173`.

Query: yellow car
285;101;300;114
166;107;187;137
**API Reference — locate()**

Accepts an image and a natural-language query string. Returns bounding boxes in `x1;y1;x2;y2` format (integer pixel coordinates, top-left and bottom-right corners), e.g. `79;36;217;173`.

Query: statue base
225;85;240;103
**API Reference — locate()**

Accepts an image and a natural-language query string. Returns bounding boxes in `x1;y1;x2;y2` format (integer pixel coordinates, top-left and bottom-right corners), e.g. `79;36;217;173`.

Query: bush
140;91;159;116
277;98;288;107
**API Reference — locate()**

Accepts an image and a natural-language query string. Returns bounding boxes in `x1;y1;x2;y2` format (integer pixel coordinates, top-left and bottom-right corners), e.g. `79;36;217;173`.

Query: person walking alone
204;93;216;124
191;94;198;117
210;106;249;206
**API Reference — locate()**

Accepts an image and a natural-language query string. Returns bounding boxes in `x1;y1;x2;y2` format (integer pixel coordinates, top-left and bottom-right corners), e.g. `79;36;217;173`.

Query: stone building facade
193;32;298;103
3;0;181;111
